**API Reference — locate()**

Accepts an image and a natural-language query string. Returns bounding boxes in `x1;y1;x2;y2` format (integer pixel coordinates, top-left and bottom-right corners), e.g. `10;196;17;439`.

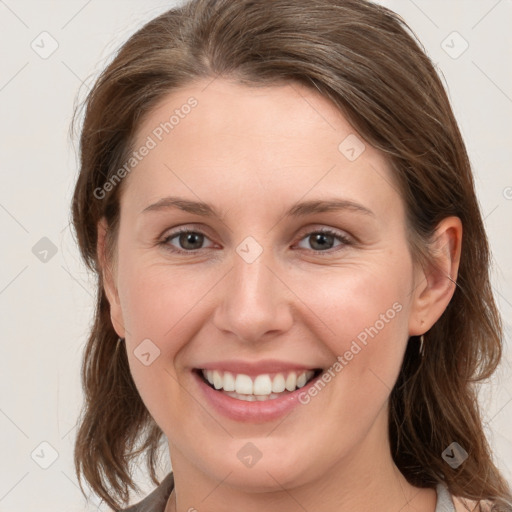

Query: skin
97;78;462;512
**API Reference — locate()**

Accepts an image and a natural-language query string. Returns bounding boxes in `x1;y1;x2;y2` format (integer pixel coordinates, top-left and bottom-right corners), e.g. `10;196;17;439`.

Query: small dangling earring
419;334;425;356
115;337;125;356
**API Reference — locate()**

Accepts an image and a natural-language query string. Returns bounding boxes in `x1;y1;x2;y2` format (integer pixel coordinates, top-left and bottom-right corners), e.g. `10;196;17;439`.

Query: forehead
134;78;354;147
123;78;403;219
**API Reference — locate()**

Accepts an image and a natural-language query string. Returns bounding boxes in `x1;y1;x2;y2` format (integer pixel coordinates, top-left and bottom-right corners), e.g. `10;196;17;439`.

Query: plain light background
0;1;511;510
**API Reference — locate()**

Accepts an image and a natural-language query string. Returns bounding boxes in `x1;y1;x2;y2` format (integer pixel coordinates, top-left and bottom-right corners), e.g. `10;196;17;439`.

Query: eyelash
158;226;353;256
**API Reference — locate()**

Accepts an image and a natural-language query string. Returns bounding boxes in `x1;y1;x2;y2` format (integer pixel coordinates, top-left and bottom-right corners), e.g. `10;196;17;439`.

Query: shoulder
453;495;493;512
120;472;175;512
437;482;492;512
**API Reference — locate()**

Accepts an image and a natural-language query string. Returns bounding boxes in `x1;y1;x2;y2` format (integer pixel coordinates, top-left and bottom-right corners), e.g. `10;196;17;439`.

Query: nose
212;246;294;344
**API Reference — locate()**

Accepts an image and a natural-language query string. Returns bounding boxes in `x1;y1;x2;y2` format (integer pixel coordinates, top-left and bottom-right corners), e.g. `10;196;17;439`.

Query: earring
419;334;425;356
115;337;125;356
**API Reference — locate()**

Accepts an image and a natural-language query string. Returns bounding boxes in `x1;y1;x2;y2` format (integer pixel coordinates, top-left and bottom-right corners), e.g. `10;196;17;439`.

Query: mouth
193;367;323;401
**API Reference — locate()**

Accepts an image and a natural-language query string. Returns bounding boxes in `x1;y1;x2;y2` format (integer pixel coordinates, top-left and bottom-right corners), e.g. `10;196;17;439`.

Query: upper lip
195;359;322;376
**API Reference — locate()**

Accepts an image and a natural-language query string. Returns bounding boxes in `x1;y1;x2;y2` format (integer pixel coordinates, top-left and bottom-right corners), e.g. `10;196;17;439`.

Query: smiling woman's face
100;78;435;491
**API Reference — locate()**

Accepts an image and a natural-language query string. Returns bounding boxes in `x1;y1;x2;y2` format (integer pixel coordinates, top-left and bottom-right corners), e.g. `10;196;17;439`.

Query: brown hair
70;0;512;510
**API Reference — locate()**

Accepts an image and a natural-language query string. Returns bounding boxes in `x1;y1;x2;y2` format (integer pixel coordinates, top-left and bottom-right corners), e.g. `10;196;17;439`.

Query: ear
408;216;462;336
97;217;126;339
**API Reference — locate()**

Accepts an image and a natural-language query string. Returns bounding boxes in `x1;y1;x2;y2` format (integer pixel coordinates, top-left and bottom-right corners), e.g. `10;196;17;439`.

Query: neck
165;408;437;512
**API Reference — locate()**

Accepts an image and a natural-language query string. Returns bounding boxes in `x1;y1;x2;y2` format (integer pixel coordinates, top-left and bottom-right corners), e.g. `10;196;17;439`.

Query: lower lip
192;370;322;423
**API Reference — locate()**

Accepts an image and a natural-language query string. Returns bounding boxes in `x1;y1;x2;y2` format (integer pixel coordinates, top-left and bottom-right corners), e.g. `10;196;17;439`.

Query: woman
70;0;512;510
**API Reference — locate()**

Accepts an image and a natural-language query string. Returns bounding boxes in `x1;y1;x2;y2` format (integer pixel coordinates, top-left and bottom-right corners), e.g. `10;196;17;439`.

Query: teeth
235;374;253;394
253;375;272;395
296;373;307;388
225;391;283;401
213;370;223;390
201;369;316;395
285;372;297;391
271;373;286;393
223;372;235;392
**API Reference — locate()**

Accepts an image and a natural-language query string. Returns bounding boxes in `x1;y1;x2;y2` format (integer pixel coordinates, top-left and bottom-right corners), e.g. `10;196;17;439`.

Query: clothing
121;472;174;512
120;472;456;511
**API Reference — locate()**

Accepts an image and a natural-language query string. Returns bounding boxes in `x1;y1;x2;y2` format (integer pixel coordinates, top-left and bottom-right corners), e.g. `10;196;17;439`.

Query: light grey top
435;481;457;512
121;473;456;511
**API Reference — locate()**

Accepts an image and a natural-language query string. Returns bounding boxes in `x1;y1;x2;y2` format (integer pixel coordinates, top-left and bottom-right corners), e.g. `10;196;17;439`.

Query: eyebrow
141;196;375;218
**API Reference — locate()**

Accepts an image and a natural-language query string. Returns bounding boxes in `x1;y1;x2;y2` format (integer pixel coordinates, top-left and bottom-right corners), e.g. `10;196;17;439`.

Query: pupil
311;233;333;250
177;233;333;251
181;232;203;250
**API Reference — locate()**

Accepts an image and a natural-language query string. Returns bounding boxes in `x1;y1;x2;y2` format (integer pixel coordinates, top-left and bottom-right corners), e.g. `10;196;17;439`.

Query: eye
160;228;215;253
159;227;353;254
295;228;352;253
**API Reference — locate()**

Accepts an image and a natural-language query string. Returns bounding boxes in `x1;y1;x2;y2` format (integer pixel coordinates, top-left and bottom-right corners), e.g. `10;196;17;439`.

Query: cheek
116;224;218;343
294;258;411;355
293;256;413;412
116;257;219;420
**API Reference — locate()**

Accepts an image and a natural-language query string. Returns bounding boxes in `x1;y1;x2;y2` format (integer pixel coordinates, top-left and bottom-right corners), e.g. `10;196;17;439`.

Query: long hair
70;0;512;509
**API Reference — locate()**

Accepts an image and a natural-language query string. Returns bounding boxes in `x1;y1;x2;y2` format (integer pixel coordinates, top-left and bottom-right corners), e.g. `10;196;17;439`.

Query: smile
198;368;322;400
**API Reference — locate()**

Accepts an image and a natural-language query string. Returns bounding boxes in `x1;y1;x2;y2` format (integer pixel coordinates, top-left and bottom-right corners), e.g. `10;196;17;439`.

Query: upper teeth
202;369;315;395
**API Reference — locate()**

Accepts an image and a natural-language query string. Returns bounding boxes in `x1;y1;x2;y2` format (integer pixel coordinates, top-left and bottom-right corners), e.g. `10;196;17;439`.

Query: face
101;78;430;490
